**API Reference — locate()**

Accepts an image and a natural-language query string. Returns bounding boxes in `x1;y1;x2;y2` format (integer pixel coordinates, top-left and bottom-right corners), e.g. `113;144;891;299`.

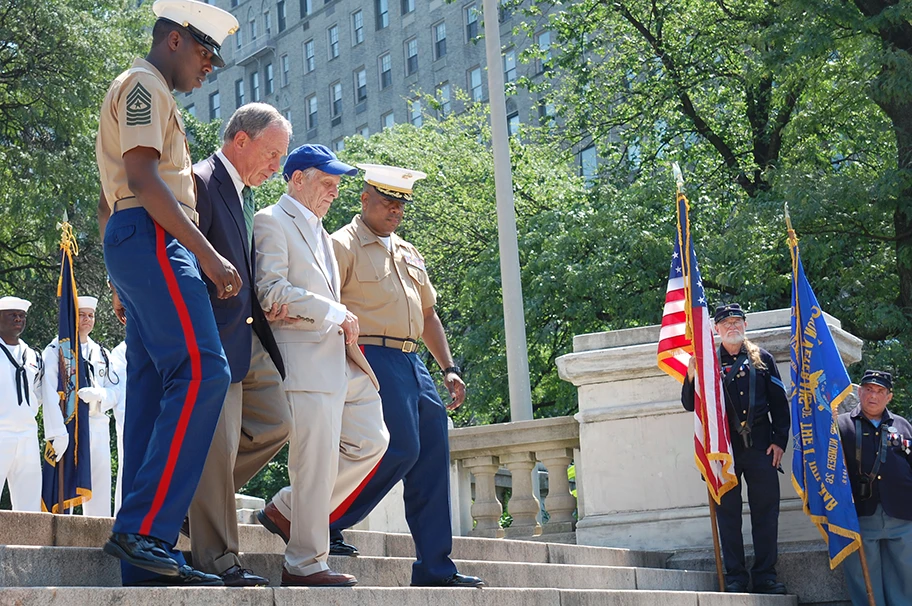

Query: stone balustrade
448;416;580;539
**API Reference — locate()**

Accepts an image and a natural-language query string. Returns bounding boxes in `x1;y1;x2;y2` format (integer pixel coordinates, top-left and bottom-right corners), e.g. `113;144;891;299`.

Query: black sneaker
127;565;224;587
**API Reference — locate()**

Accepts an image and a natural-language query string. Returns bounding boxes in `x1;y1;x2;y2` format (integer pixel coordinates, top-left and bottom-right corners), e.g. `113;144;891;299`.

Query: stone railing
448;416;579;539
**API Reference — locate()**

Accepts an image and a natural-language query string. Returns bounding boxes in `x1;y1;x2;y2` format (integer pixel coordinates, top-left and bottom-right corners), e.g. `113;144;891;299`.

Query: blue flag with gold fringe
788;222;861;569
41;218;92;513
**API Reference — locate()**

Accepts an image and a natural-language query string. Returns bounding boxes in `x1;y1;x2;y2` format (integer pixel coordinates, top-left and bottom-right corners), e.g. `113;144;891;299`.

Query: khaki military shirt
331;214;437;341
96;58;195;215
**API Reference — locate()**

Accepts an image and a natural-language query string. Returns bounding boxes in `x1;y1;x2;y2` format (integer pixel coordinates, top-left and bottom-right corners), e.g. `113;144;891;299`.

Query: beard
721;333;745;348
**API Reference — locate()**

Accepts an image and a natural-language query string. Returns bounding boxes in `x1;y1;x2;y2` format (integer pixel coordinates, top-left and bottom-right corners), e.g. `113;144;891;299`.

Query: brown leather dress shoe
256;502;290;544
281;568;357;587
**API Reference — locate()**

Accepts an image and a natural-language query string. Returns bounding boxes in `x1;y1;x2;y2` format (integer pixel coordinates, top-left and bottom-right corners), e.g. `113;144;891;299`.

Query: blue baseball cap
282;144;357;181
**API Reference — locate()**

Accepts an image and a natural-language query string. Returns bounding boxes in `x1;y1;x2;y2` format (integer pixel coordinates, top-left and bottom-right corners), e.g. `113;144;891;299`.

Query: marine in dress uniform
42;296;122;517
254;145;389;587
682;303;789;594
94;0;239;586
187;103;293;587
258;164;483;588
838;370;912;606
0;297;63;512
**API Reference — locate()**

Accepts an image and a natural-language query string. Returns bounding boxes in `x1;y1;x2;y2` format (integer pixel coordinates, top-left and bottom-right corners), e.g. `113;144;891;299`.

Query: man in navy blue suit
187;102;293;586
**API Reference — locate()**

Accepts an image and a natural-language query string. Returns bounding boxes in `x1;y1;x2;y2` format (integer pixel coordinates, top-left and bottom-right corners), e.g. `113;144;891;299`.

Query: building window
405;37;418;75
330;81;343;117
333;137;345;152
265;63;274;95
278;1;286;31
283;108;292;122
185;104;196;118
376;0;389;29
300;0;312;17
381;111;394;129
358;124;370;137
437;82;450;117
264;10;271;36
504;49;517;83
408;99;422;126
468;66;483;101
231;0;238;6
401;0;414;14
281;54;290;87
306;94;318;129
352;10;364;45
251;71;261;102
464;3;478;41
354;67;367;102
208;91;220;120
507;112;520;136
499;0;512;22
379;52;392;89
433;21;446;60
328;25;339;59
304;40;315;73
538;99;556;124
235;78;245;106
580;145;598;185
250;19;258;41
536;31;552;73
236;26;243;49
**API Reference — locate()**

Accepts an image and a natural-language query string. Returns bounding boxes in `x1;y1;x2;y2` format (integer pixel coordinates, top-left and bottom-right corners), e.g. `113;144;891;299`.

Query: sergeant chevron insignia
125;82;152;126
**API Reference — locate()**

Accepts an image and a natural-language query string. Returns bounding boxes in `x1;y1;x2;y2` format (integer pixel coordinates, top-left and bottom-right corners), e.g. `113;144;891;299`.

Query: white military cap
357;164;427;202
0;297;31;312
77;296;98;311
153;0;239;68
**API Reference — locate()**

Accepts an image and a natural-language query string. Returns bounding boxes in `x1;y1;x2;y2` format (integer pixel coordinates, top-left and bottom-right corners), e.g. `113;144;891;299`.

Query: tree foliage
514;0;912;414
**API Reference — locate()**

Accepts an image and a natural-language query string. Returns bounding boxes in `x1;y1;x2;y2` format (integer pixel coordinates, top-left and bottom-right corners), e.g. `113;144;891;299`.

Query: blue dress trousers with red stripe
330;345;457;585
104;208;231;585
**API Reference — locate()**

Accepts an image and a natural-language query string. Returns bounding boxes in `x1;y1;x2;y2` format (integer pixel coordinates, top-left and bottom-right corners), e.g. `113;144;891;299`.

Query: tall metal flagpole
481;0;532;421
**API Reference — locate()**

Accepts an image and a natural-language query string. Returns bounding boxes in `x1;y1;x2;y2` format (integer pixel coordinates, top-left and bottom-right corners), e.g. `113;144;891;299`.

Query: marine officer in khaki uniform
256;164;483;588
95;0;239;587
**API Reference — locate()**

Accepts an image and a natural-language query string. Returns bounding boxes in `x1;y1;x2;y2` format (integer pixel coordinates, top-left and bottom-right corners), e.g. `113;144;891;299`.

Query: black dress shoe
126;564;224;586
103;533;180;576
221;564;269;587
329;536;360;557
725;579;748;593
752;579;787;594
411;572;485;588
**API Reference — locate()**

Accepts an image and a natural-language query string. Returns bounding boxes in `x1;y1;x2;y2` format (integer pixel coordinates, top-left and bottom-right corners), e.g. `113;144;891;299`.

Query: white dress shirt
216;150;245;209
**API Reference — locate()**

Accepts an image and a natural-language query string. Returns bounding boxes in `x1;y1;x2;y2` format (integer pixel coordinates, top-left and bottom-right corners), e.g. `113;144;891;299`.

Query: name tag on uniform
403;253;426;271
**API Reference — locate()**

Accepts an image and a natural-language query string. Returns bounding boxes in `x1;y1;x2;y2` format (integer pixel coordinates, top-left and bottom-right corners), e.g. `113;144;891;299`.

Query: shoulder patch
125;82;153;126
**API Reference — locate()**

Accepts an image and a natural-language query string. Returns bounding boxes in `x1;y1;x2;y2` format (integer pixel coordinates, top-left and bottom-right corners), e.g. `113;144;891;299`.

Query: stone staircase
0;511;797;606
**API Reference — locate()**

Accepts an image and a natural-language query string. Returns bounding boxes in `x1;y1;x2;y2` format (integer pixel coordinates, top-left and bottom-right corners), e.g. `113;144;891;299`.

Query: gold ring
225;284;234;293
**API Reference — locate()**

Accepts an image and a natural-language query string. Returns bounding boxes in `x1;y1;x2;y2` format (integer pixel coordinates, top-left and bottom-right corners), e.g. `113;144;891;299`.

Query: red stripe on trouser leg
330;457;383;524
138;223;203;536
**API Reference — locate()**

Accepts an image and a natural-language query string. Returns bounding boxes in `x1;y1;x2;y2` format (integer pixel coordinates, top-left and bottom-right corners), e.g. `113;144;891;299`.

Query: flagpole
706;487;726;591
786;205;873;606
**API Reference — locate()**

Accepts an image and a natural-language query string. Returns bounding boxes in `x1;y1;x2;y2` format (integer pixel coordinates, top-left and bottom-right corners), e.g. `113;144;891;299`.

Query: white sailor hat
153;0;239;68
77;296;98;311
0;297;31;312
357;163;427;202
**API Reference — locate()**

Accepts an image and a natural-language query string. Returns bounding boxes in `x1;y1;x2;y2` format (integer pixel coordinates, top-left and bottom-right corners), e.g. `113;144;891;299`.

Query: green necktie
242;186;255;252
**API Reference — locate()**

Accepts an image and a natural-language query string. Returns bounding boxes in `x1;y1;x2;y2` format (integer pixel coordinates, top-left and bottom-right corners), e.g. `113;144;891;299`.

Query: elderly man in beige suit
254;144;389;587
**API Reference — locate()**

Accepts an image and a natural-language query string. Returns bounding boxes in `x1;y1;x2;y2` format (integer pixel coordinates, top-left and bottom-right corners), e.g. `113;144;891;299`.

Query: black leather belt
359;335;419;353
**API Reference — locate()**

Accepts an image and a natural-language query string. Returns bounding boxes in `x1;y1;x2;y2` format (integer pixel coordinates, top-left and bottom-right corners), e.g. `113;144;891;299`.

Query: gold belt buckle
401;341;417;353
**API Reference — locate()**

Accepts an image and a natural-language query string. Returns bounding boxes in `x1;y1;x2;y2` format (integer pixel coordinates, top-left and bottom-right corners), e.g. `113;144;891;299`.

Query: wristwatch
442;365;462;377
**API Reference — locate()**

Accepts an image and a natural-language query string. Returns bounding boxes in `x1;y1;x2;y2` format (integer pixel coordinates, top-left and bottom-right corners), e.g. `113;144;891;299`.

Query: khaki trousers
281;359;388;577
189;333;292;574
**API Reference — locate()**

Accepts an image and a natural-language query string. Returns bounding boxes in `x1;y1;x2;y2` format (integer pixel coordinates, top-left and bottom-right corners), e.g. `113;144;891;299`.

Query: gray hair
286;166;321;189
223;103;292;143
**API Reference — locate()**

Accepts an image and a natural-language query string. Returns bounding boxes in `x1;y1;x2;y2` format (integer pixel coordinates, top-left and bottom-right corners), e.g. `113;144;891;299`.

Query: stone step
0;545;713;592
0;587;798;606
667;542;849;606
0;511;669;568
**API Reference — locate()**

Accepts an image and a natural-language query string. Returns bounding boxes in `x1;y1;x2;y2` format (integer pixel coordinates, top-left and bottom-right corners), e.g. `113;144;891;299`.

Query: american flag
657;192;736;504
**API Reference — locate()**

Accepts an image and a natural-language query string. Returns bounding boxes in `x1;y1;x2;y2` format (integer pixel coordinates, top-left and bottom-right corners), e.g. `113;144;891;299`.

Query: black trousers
716;446;780;585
